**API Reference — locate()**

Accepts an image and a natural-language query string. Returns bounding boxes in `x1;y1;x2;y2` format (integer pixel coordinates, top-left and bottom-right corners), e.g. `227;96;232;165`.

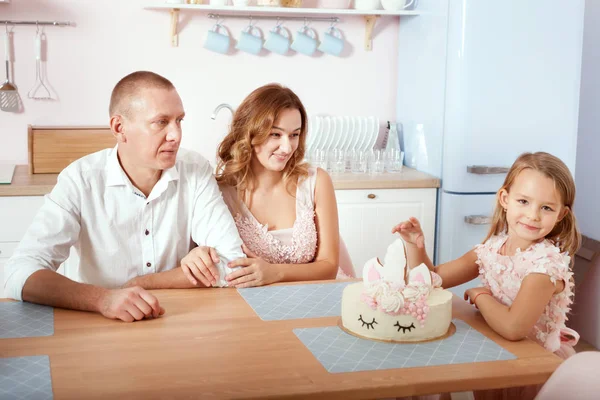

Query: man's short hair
109;71;175;117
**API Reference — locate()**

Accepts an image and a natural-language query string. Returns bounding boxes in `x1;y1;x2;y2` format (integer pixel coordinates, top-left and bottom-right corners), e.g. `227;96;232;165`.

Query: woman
180;83;354;288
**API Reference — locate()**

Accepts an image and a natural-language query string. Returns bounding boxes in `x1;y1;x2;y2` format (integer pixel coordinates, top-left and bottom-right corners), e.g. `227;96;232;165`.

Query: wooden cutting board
28;126;115;174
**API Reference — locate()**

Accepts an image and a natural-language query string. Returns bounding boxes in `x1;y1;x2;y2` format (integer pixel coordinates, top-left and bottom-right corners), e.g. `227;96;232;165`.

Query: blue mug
318;27;345;56
291;26;318;56
236;25;263;55
204;24;230;54
264;25;291;55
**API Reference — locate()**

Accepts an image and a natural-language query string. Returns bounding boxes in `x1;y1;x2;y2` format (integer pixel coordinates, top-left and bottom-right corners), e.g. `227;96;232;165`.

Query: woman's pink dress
220;167;355;278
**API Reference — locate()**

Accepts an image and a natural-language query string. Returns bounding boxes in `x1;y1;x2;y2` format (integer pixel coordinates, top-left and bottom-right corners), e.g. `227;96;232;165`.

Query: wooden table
0;283;562;399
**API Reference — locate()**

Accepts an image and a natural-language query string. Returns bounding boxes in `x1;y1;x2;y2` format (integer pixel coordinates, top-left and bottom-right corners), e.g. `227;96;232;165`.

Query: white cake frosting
341;239;453;342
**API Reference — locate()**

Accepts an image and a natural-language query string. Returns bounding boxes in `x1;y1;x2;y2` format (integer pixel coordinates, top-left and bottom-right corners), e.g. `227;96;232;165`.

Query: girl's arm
471;273;562;341
394;218;479;288
434;249;480;289
403;239;479;289
275;168;339;281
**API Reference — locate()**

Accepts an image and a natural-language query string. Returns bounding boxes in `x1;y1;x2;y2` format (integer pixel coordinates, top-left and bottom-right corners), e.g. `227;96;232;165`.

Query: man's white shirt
4;146;244;300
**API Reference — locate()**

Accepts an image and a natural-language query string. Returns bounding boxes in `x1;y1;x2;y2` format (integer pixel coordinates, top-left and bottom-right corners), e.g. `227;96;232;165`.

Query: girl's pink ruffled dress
473;233;579;400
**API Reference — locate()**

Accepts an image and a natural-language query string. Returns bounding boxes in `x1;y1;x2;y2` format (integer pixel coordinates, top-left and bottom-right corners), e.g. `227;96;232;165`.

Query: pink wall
0;0;399;165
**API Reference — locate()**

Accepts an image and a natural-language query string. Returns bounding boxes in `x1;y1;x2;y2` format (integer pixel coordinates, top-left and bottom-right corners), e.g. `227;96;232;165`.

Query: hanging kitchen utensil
28;24;52;100
0;23;19;112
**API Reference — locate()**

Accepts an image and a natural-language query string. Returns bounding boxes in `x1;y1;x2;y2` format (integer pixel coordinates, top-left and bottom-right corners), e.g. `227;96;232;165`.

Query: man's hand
99;287;165;322
180;246;220;287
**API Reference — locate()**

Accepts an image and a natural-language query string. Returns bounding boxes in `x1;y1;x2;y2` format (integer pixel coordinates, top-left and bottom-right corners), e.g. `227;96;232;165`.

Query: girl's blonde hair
484;152;581;257
215;83;309;200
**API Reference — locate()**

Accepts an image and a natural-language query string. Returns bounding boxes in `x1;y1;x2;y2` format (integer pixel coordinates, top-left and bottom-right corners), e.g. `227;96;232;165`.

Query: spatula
0;29;19;112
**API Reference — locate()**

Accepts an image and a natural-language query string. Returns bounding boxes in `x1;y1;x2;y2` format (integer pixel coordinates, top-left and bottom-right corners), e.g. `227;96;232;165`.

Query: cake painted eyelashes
394;322;416;333
358;314;378;330
358;314;417;334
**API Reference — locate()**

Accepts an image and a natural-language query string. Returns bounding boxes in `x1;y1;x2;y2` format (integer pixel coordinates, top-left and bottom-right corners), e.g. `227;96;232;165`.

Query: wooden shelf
144;3;420;16
144;3;420;50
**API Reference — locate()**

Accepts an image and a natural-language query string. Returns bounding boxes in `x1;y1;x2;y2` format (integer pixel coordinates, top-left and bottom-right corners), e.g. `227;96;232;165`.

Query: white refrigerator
396;0;585;296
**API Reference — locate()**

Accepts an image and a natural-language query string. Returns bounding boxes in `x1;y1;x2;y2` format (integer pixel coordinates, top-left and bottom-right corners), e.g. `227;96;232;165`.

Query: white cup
381;0;414;11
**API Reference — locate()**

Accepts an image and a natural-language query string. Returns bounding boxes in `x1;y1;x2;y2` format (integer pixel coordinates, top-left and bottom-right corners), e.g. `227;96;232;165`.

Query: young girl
179;83;354;288
394;152;581;400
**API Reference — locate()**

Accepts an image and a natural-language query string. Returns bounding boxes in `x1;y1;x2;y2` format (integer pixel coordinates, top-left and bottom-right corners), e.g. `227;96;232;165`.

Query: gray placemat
293;319;516;373
237;282;352;320
0;356;53;399
0;303;54;339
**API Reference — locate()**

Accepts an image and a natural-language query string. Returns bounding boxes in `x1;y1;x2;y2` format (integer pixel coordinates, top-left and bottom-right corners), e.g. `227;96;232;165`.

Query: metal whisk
28;23;51;100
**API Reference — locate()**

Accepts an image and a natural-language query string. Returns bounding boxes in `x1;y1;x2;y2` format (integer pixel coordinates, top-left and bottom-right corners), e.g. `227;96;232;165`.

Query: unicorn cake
340;239;453;342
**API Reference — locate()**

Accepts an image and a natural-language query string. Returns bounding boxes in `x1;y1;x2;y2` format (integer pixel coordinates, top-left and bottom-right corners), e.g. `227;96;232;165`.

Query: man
3;71;244;322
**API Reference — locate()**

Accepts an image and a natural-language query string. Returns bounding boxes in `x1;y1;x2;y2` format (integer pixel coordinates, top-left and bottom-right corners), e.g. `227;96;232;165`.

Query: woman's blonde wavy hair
483;152;581;258
215;83;309;201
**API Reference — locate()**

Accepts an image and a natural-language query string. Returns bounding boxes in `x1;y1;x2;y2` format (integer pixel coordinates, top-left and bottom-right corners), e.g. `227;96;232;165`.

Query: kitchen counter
0;165;440;196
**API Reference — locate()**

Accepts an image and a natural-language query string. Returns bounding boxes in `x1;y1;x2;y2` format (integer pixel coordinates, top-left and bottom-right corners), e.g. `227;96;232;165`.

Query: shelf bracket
364;15;379;51
170;8;180;47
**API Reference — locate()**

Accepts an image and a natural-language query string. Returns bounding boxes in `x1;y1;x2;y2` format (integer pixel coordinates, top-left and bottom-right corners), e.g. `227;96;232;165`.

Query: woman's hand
391;217;425;249
464;287;493;309
226;245;281;288
180;246;220;287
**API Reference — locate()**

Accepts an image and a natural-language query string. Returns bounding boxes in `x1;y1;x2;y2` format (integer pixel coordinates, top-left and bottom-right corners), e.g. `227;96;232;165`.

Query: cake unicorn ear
362;238;407;285
407;263;433;286
382;238;408;284
362;239;433;286
363;257;385;284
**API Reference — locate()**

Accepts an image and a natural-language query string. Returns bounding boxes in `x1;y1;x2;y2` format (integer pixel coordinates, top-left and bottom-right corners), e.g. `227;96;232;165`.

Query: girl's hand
226;244;281;288
391;217;425;249
464;287;493;309
180;246;220;287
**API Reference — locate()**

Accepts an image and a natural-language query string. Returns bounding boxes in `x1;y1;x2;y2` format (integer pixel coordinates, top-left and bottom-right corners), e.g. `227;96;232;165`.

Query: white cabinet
0;197;45;298
0;241;22;298
0;197;45;242
335;188;436;278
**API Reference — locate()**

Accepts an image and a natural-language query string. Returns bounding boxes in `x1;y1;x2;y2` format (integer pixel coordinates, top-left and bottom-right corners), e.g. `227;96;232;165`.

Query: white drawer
335;188;436;204
0;196;45;242
0;242;19;259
